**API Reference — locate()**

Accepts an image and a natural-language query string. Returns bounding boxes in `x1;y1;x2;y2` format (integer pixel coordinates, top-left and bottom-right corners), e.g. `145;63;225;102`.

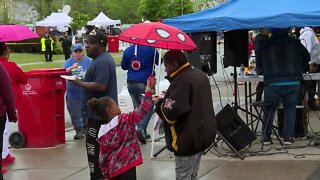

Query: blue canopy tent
163;0;320;32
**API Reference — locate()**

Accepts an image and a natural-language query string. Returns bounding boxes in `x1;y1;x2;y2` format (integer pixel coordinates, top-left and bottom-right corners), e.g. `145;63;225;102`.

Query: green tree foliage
105;0;141;24
21;0;225;28
27;0;62;20
168;0;194;17
0;0;13;23
139;0;195;22
70;11;90;33
66;0;107;19
193;0;226;11
139;0;171;22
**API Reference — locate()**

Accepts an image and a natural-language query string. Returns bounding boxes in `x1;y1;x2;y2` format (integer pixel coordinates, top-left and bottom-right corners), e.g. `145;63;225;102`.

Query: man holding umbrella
121;44;159;143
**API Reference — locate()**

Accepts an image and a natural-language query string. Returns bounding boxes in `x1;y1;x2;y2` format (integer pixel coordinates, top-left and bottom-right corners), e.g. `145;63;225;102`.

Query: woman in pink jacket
87;76;156;180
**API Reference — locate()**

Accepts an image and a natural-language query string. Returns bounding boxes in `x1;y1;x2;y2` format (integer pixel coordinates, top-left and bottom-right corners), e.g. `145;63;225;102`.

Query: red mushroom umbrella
119;22;197;51
0;24;39;42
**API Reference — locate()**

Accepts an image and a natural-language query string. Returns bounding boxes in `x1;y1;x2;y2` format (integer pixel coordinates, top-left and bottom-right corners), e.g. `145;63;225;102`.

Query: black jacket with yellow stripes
155;63;217;156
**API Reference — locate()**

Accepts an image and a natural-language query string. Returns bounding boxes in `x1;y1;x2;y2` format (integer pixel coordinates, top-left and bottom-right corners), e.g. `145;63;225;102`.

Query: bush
7;36;64;55
53;40;63;55
7;39;41;53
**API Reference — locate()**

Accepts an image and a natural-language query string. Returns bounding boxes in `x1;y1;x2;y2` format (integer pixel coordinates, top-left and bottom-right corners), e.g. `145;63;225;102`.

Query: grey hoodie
299;27;320;64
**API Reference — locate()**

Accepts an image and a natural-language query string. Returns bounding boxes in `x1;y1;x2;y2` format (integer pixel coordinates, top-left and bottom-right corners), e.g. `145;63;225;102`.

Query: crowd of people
3;24;320;180
71;29;216;180
40;28;216;179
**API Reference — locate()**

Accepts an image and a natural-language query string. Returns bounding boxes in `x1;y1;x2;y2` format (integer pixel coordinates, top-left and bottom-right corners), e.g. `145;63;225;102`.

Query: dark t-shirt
81;51;118;120
61;36;72;50
45;38;51;51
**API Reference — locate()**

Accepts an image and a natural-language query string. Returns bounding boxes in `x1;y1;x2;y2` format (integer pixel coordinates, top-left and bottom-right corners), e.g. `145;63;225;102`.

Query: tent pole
151;48;162;158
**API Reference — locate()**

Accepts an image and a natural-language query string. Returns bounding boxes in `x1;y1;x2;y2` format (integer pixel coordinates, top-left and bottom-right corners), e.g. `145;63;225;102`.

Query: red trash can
13;68;68;148
107;35;119;53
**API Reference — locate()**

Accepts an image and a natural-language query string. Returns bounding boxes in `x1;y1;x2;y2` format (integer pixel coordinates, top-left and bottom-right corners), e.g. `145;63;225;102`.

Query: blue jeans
66;96;85;130
263;84;300;141
127;81;153;131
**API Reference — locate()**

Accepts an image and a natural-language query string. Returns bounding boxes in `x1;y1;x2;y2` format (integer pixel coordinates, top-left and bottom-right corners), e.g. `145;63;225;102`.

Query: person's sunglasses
74;49;83;53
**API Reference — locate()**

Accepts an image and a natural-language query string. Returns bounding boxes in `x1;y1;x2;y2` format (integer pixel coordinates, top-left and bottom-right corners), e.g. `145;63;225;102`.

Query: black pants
256;82;264;101
44;48;52;62
0;115;6;180
86;119;104;180
112;167;137;180
63;49;70;61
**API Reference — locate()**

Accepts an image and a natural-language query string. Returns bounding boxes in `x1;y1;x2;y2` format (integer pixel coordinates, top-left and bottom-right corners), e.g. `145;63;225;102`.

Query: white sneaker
263;141;271;145
284;138;294;145
284;141;293;145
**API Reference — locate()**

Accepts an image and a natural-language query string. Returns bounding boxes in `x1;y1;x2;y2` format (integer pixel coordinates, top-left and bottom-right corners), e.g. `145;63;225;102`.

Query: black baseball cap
86;29;107;46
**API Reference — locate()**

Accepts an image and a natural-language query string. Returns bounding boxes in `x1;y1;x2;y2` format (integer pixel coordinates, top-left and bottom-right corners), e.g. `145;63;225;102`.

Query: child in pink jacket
87;76;156;180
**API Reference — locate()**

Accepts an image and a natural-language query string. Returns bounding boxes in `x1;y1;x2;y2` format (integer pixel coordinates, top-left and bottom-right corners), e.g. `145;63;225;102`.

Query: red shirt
0;58;28;107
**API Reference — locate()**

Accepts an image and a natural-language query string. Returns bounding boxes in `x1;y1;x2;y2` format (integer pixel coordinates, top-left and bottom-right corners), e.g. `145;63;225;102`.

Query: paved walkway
8;61;320;180
5;126;320;180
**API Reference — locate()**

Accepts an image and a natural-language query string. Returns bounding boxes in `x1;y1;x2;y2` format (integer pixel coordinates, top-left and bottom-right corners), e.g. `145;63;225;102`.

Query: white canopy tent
87;12;121;26
35;12;73;27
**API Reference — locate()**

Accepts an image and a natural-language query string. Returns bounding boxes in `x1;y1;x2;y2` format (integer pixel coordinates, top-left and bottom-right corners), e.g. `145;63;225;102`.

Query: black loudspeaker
216;104;256;150
185;32;217;75
277;106;308;137
224;30;249;67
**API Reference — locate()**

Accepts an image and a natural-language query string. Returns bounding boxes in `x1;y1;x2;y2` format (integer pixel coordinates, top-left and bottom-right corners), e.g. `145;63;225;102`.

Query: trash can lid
26;68;69;77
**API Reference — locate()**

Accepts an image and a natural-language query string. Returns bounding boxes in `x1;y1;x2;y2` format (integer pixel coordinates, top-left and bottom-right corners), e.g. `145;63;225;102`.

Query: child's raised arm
127;76;156;125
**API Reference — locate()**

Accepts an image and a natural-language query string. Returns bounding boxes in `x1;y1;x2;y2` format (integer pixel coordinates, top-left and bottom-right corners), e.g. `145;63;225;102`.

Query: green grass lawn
10;51;123;71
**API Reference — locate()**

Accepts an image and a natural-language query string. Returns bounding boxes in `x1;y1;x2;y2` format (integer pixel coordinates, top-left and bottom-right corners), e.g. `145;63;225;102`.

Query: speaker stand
204;66;246;160
204;132;245;160
232;66;248;113
152;145;166;158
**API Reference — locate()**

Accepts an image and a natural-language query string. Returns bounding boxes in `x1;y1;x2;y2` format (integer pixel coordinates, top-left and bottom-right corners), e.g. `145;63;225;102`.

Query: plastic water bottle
71;68;80;77
240;64;245;78
78;66;85;79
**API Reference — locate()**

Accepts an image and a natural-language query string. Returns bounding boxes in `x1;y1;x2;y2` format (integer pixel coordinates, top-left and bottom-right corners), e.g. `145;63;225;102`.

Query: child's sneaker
2;154;15;166
1;167;7;174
